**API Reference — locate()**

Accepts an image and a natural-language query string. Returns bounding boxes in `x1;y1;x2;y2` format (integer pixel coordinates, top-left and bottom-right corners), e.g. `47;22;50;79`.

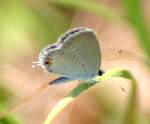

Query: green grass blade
44;69;137;124
95;69;137;124
121;0;150;68
49;0;123;21
43;97;74;124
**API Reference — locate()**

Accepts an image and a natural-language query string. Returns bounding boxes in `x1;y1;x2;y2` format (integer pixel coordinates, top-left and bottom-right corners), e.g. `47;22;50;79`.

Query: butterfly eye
45;61;49;64
44;58;53;66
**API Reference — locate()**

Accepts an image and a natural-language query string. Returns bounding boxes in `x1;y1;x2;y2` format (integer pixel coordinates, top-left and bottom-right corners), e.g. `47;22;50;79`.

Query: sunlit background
0;0;150;124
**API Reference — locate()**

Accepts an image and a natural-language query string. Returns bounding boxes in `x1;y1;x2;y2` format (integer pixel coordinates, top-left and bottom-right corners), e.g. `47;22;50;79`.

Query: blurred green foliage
0;0;73;61
0;84;14;107
49;0;122;21
121;0;150;68
0;109;21;124
0;84;21;124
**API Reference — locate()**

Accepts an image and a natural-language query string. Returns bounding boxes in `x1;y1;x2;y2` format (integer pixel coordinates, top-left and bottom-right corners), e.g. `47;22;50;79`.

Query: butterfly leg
49;77;72;85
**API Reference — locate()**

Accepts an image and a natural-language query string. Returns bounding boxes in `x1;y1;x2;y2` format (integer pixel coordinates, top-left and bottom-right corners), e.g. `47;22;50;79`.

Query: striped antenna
32;61;45;68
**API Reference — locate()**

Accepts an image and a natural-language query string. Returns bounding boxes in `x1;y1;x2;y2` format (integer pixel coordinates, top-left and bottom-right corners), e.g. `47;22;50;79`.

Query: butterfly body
38;27;102;84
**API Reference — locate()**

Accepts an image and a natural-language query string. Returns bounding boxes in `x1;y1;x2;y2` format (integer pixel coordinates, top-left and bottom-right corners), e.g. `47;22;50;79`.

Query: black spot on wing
87;51;95;54
61;51;64;54
64;66;67;68
76;48;79;51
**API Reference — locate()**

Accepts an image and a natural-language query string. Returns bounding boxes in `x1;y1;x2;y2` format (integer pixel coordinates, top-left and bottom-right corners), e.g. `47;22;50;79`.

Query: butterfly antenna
32;61;43;68
0;82;49;119
102;50;123;66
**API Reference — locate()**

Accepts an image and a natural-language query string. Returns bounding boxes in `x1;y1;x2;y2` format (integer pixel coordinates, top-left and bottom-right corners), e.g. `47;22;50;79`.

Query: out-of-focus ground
0;0;150;124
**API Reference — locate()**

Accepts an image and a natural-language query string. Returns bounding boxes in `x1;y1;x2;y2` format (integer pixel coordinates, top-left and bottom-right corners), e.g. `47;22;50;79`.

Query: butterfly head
32;44;58;69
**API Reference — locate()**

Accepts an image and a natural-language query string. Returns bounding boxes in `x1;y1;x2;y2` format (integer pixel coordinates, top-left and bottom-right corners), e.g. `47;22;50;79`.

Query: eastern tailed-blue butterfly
33;27;104;84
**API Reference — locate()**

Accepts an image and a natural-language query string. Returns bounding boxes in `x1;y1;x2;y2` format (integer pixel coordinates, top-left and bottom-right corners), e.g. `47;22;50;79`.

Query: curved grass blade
44;69;137;124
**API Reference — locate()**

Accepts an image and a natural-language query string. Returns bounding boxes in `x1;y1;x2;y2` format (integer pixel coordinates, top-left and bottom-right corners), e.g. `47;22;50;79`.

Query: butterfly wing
39;27;101;80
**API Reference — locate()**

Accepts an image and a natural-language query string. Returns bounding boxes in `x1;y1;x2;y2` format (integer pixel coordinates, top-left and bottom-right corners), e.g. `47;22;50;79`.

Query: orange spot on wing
48;58;53;65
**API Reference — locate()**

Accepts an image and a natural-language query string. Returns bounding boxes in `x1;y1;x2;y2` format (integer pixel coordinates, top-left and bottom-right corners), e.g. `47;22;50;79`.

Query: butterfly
33;27;104;85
